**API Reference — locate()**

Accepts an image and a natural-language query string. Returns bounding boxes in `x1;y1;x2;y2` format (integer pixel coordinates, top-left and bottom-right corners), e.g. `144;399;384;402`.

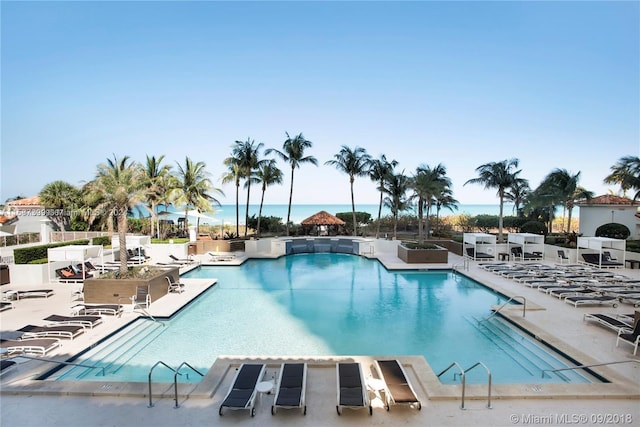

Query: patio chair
616;312;640;355
336;362;372;416
166;276;185;294
271;362;307;415
564;295;619;308
373;359;422;410
132;285;151;310
557;250;569;264
169;254;194;264
219;363;266;417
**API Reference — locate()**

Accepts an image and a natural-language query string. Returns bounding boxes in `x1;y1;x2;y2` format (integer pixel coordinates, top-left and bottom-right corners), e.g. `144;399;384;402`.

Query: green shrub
519;221;547;235
13;239;90;264
595;223;630;240
92;236;111;246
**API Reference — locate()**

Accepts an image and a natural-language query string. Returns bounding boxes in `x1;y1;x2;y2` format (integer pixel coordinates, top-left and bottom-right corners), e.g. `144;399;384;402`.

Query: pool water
52;253;595;384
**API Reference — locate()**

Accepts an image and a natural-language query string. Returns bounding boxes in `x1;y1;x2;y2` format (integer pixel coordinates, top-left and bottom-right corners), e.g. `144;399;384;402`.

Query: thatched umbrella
301;210;345;236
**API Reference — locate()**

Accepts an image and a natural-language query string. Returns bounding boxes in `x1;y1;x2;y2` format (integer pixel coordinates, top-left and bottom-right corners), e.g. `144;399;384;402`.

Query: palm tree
464;159;527;242
434;188;458;236
540;169;593;232
265;132;318;235
221;158;241;237
325;146;372;235
604;155;640;201
85;155;145;274
504;179;531;216
253;159;283;236
39;180;82;231
412;163;451;242
368;155;398;238
382;170;410;239
142;155;172;239
172;157;223;237
234;138;267;237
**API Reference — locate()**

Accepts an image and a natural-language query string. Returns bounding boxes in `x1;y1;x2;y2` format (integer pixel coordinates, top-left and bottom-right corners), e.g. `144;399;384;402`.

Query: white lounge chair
373;360;421;411
336;362;372;416
615;312;639;355
0;338;61;356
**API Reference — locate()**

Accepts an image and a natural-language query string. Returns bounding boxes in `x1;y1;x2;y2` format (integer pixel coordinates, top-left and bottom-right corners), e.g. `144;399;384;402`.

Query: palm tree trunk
393;213;398;239
425;203;432;240
376;189;383;239
350;178;356;236
286;167;294;236
244;180;251;237
498;193;505;243
417;198;424;243
235;180;239;237
257;187;266;237
118;209;128;274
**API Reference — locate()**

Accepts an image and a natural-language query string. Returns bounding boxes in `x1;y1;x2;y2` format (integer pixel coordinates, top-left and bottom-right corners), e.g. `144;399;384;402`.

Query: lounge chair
17;324;85;340
132;286;151;310
0;338;61;356
583;313;633;333
0;359;17;377
80;304;123;316
9;289;55;300
1;301;14;311
166;276;185;294
43;314;103;329
208;252;236;262
557;250;569;264
564;295;619;308
219;363;266;417
271;363;307;415
373;360;422;410
336;362;372;416
615;312;640;355
169;254;194;264
55;267;89;282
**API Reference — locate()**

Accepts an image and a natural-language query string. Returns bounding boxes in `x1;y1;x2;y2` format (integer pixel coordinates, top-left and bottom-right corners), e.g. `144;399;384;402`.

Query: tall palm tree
142;155;172;239
221;158;241;237
464;159;527;242
412;163;451;242
434;187;458;236
382;170;410;240
233;138;267;237
172;157;223;236
368;155;398;238
265;132;318;235
39;180;82;231
604;155;640;201
85;155;145;274
504;179;530;216
325;146;372;235
253;159;283;236
540;169;593;232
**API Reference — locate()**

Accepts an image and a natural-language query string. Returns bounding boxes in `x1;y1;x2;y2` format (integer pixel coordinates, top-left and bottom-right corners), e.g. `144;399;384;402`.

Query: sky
1;1;638;207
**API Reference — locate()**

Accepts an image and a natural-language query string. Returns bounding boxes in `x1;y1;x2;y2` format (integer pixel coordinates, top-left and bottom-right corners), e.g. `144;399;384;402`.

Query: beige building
577;195;639;239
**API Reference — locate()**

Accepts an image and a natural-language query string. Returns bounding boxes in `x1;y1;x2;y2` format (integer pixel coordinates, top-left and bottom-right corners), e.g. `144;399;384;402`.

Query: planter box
83;267;179;304
398;244;448;264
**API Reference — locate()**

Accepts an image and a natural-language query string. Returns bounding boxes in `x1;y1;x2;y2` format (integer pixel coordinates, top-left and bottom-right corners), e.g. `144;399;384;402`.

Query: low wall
83;267;178;304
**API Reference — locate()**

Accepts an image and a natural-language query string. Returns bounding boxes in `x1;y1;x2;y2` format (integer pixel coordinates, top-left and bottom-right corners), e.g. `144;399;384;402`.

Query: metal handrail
148;361;179;408
436;361;464;379
481;295;526;321
7;354;106;376
461;362;492;409
173;362;205;408
452;257;469;272
542;360;640;378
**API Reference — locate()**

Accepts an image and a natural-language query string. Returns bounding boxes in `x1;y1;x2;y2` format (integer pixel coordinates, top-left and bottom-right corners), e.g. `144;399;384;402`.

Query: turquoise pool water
52;253;594;384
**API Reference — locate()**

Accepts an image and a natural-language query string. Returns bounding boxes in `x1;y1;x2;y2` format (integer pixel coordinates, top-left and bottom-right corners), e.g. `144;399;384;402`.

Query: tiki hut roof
301;210;345;226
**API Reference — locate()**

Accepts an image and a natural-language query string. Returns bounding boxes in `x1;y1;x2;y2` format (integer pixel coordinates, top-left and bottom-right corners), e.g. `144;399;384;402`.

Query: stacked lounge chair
0;338;60;356
43;314;103;329
583;313;634;333
336;362;372;416
17;324;85;340
219;363;266;417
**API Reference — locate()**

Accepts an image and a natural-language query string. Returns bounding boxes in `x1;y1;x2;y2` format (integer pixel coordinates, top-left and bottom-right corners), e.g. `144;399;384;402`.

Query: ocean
159;203;522;226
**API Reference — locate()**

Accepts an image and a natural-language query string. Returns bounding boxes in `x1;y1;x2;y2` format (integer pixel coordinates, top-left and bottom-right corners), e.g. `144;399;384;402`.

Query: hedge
13;239;90;264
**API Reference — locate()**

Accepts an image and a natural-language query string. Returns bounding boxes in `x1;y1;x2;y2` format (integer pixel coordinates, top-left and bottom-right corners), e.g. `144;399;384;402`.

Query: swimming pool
51;253;595;384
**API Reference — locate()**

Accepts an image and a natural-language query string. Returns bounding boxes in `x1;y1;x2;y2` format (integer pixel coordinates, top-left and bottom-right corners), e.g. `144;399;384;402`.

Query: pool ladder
481;295;526;321
148;360;204;409
437;361;492;410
